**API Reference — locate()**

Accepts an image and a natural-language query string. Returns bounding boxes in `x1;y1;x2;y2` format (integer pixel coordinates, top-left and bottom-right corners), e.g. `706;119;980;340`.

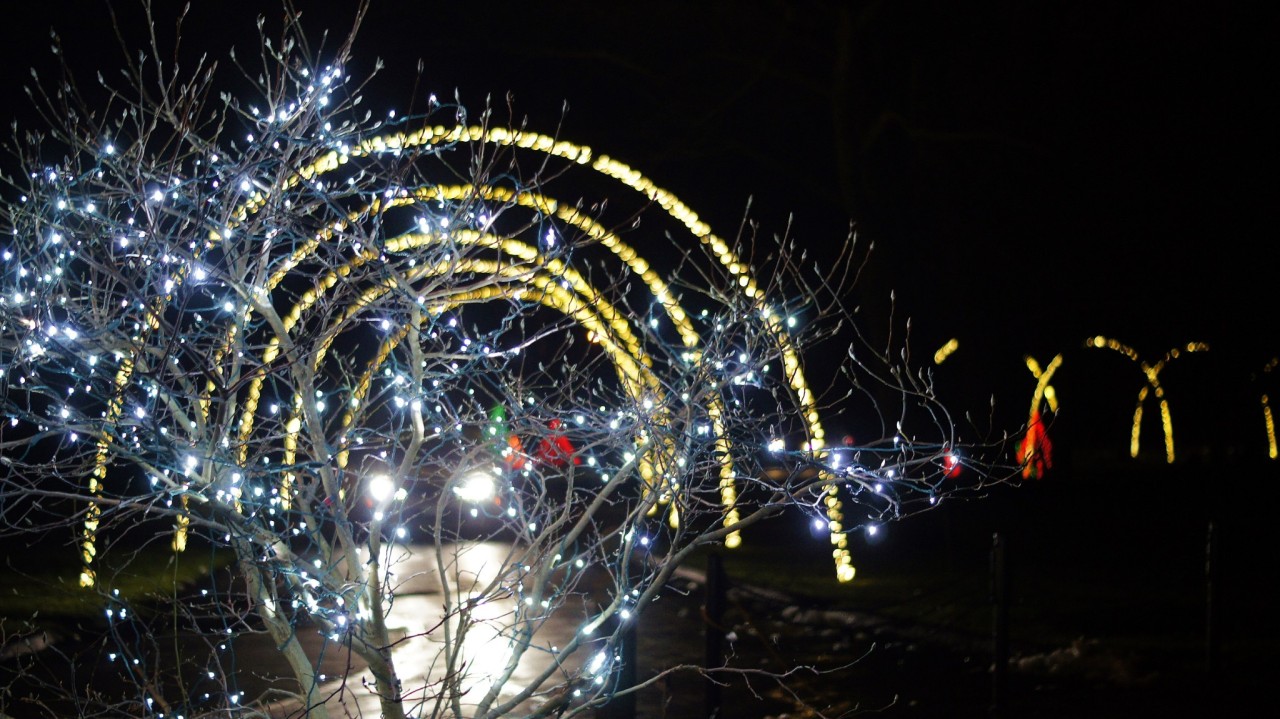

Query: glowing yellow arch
225;216;744;543
229;204;710;502
279;130;843;572
290;265;657;475
344;127;846;577
272;125;826;452
234;233;688;525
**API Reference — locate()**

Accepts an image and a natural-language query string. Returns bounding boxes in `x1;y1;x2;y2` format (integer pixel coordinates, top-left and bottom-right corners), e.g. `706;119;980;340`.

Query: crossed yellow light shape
1017;354;1062;478
80;126;853;587
1086;336;1208;463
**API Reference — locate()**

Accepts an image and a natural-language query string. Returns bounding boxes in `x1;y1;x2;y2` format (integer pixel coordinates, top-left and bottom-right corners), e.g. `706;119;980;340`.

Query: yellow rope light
1025;355;1062;416
240;224;686;527
933;338;960;365
1262;358;1278;460
1263;394;1277;460
287;135;818;557
311;126;825;452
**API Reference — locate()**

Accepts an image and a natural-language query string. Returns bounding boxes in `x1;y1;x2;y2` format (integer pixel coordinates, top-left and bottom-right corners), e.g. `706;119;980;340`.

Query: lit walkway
260;541;591;718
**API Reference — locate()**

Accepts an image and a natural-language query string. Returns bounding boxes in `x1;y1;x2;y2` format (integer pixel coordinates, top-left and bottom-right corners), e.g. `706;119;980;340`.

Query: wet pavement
1;538;990;718
257;541;598;718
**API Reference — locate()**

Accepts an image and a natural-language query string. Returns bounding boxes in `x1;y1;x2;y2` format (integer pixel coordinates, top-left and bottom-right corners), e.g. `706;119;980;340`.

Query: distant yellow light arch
1086;336;1208;463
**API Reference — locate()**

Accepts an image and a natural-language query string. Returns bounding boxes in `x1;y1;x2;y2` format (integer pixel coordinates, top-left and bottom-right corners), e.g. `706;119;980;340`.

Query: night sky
1;1;1272;448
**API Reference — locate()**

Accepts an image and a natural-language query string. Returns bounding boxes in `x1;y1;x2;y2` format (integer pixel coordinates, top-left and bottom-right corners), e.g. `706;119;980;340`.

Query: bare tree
0;3;1011;717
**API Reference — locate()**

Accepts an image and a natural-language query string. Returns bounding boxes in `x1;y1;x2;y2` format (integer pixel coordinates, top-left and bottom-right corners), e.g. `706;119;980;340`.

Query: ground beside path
3;459;1277;717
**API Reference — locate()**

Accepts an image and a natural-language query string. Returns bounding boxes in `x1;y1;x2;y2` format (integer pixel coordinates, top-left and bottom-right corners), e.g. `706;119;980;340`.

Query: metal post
990;532;1008;719
597;617;637;719
705;551;727;718
1205;519;1219;676
598;543;641;719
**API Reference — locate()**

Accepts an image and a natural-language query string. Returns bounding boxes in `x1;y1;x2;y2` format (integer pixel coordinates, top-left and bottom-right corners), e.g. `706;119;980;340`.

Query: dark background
0;5;1276;716
1;0;1273;455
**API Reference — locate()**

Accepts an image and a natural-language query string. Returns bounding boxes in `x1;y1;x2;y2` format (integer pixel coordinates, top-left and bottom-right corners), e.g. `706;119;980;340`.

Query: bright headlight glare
368;474;395;503
454;469;498;503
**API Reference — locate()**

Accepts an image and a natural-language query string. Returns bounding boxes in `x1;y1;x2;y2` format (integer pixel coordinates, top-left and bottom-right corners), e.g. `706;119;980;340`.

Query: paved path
255;540;598;718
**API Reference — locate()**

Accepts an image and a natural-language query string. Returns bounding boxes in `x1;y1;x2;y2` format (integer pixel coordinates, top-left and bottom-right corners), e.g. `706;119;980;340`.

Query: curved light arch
221;187;722;516
219;218;739;541
339;127;844;575
1087;336;1209;463
279;129;841;565
287;125;827;452
236;237;678;516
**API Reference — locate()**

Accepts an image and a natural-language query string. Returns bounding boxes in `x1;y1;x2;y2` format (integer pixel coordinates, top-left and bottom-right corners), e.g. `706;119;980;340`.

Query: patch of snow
0;628;63;660
1010;636;1158;686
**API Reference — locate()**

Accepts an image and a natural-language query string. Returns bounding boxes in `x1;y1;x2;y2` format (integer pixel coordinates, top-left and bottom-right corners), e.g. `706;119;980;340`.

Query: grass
679;468;1273;670
4;462;1273;672
684;537;1000;639
0;535;235;625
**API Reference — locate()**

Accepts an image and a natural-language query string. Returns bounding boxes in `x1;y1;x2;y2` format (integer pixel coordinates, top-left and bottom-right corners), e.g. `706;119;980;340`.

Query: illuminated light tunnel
81;126;855;587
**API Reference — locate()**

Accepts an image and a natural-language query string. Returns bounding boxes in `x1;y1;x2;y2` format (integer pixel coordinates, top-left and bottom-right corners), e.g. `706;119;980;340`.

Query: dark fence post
1205;519;1220;676
705;550;727;718
597;617;637;719
597;535;647;719
990;532;1009;719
